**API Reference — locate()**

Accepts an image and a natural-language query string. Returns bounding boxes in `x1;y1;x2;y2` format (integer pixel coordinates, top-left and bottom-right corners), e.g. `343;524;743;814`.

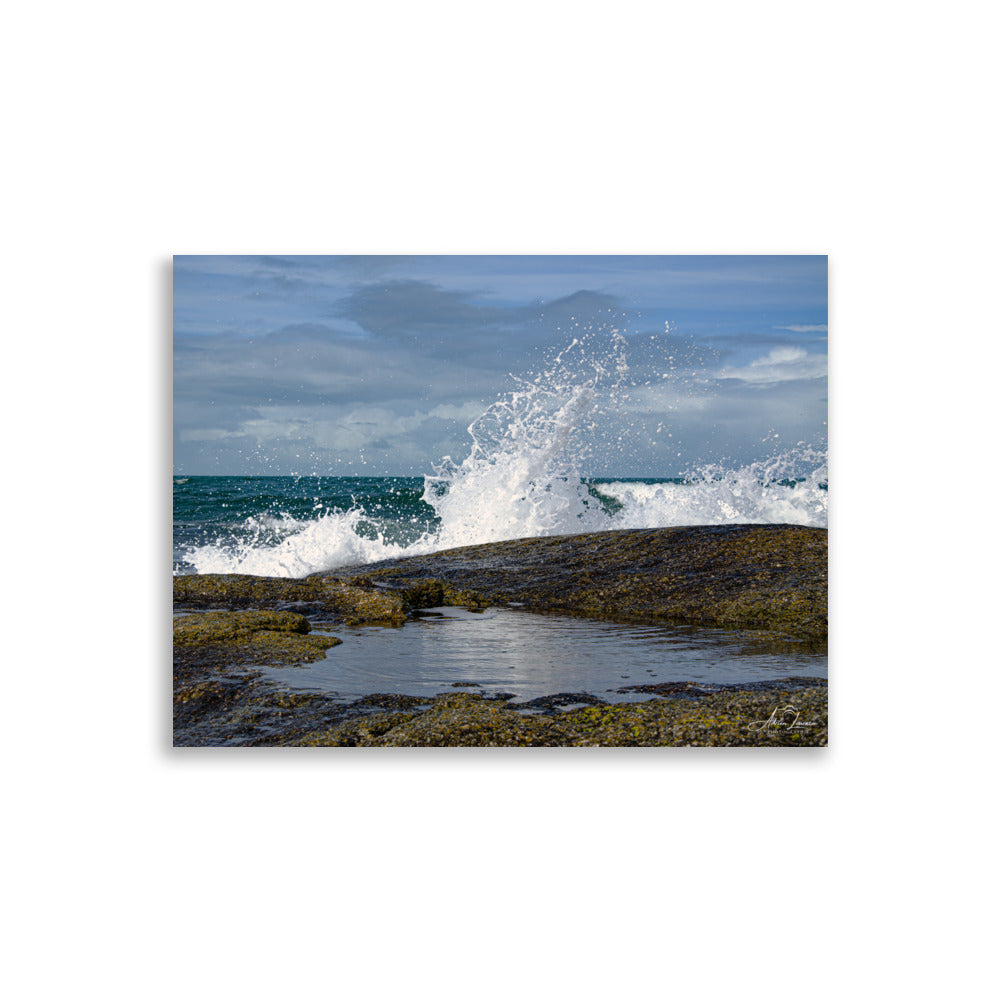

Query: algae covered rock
298;692;560;747
173;609;310;644
173;609;341;664
337;525;828;639
173;574;406;625
398;578;489;610
290;686;828;748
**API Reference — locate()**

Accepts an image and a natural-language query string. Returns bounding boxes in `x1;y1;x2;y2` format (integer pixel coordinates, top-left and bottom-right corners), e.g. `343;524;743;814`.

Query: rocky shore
173;525;828;747
348;524;827;638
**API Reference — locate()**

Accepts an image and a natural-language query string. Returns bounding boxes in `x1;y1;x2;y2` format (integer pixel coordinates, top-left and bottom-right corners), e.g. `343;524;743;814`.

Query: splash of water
422;334;628;546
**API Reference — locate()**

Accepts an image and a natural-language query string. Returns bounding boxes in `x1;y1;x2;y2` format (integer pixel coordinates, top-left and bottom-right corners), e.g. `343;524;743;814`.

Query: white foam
595;452;828;529
182;509;417;576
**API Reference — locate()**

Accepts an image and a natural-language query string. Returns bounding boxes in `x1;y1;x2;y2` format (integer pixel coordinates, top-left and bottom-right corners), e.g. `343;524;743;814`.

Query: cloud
427;402;485;422
243;274;310;300
713;346;827;385
335;280;504;340
174;256;828;475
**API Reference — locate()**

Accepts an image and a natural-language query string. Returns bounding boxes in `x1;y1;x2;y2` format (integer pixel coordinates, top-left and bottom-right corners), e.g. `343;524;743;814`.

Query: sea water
172;465;827;577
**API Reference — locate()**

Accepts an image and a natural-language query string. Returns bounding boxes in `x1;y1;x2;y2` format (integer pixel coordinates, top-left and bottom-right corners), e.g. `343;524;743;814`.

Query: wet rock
330;525;827;639
346;693;433;712
616;681;719;699
509;691;608;713
399;578;489;610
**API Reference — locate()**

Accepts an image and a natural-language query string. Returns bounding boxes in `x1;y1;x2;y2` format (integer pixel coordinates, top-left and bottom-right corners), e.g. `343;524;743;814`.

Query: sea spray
418;332;639;547
175;334;827;577
595;447;828;529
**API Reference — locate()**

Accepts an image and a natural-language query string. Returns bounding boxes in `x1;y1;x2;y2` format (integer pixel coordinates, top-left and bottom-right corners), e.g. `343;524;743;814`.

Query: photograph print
172;254;828;747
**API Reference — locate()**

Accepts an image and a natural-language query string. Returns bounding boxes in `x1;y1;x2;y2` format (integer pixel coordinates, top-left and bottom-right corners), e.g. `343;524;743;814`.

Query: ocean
173;468;828;577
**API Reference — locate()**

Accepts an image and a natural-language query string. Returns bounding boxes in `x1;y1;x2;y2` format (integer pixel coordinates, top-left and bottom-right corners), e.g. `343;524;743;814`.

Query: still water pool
260;606;827;704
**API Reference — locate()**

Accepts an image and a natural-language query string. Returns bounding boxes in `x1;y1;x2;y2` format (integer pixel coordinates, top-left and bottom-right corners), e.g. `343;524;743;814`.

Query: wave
177;335;827;577
593;452;828;529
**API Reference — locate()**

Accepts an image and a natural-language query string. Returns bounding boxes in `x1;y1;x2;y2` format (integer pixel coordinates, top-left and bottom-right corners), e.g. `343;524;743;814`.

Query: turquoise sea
173;469;827;578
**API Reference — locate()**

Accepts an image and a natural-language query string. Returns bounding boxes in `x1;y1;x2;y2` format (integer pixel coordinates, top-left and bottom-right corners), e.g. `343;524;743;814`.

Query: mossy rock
173;574;406;625
336;525;827;639
173;609;341;664
299;692;561;747
399;578;490;610
173;680;229;705
292;687;828;748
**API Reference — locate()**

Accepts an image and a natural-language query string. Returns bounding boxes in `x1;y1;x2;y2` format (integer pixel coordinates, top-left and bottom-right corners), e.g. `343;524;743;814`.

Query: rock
173;609;341;665
173;574;406;626
292;686;829;747
325;525;827;639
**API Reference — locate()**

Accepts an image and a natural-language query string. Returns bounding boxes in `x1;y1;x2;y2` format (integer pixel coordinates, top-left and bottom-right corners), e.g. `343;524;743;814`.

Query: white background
4;2;995;997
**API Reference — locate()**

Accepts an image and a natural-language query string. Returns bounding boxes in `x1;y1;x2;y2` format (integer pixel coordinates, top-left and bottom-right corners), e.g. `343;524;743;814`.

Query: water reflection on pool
260;606;828;704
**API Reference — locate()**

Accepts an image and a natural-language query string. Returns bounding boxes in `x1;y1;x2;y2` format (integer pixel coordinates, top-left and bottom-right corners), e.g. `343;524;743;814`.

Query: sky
173;255;827;477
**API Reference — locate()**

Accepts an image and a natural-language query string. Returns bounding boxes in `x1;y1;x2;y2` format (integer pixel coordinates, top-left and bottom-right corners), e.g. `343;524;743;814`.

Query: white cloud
758;346;807;365
179;427;241;442
714;347;827;384
428;401;487;422
194;401;492;457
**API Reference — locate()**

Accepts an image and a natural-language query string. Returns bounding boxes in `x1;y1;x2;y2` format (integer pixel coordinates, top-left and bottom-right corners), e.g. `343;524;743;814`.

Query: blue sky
173;255;827;476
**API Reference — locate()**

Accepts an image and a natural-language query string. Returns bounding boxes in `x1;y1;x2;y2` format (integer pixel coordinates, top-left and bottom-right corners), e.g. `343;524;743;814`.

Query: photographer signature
747;704;818;733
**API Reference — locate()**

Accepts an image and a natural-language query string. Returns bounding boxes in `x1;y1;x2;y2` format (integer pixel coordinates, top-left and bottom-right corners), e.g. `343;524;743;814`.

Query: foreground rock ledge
332;524;827;640
173;525;828;746
177;685;828;748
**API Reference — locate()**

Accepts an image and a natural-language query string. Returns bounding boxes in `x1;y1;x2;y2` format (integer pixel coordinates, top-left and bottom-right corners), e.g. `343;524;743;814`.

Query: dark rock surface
325;524;827;639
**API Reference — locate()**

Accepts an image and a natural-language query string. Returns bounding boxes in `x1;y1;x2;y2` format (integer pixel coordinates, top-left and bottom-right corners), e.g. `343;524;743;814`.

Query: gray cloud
336;280;505;341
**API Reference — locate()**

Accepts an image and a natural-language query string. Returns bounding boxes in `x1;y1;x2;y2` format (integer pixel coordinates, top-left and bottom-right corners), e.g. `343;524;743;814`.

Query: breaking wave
176;335;827;577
